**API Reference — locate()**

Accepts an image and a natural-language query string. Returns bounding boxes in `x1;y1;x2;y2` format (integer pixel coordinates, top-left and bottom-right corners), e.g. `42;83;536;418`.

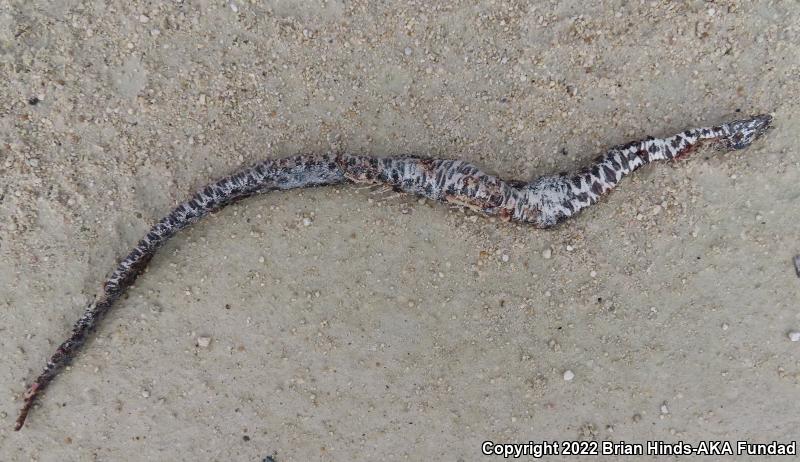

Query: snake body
15;114;772;430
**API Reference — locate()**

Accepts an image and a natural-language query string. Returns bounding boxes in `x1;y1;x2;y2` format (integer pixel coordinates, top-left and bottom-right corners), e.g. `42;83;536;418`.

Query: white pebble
139;14;149;23
404;47;412;56
563;370;575;381
501;254;509;262
302;217;313;226
788;331;800;342
196;336;212;348
141;389;150;398
542;248;552;259
566;245;574;251
590;270;597;278
721;323;729;331
660;402;669;414
229;2;238;13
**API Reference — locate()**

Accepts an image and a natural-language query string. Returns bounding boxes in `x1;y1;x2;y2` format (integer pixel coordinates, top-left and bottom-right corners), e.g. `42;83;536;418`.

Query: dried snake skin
15;114;772;430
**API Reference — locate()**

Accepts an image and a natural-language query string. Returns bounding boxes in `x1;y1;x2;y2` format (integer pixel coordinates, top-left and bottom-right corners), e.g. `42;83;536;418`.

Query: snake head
720;114;773;150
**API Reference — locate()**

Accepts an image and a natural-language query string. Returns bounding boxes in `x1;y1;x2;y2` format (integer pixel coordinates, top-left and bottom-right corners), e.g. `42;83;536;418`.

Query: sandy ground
2;1;799;461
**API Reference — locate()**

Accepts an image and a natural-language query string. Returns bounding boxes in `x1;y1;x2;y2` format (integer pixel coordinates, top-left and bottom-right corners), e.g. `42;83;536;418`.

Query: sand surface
2;1;799;461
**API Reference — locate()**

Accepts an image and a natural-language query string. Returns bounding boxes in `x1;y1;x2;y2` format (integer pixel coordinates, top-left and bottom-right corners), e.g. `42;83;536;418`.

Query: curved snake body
14;114;772;430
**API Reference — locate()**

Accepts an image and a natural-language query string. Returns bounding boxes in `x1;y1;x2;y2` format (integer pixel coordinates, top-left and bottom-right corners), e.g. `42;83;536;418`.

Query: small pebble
501;254;509;262
590;270;597;278
229;2;238;13
139;14;149;23
141;389;150;398
660;402;669;414
302;217;313;226
721;323;729;331
566;245;574;251
197;336;212;348
563;370;575;381
788;331;800;342
542;248;552;259
793;255;800;278
404;47;412;56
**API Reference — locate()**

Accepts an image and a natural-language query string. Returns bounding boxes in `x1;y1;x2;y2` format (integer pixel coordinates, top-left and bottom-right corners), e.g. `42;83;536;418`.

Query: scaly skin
15;114;772;430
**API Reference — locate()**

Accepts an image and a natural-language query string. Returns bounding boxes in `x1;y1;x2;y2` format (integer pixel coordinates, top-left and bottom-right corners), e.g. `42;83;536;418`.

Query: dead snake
15;113;773;430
